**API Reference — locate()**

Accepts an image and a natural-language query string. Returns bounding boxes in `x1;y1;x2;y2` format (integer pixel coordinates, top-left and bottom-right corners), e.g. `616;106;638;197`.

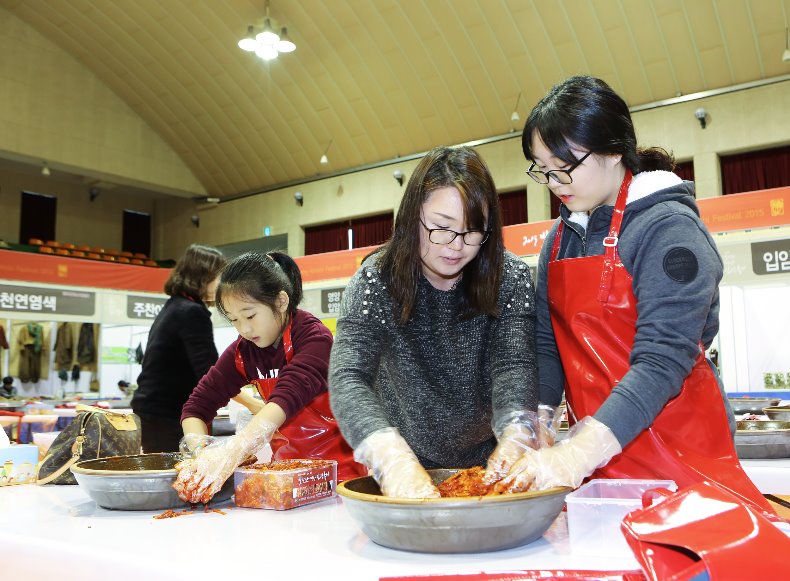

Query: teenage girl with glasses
497;75;776;520
329;145;540;498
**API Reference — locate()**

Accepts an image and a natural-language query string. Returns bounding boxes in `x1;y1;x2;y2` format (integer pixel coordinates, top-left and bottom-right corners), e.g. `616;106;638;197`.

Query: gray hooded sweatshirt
536;170;734;447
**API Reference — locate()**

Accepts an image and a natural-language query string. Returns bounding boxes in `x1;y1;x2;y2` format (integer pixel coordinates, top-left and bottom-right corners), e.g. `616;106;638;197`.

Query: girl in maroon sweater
175;252;363;503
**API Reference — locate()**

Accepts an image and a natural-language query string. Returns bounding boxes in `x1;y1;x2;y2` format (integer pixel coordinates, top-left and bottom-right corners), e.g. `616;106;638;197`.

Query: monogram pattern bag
36;405;141;485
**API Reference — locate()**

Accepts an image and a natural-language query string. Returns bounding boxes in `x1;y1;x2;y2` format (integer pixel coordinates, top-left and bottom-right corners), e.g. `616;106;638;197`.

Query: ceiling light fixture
238;0;295;62
510;92;522;124
41;161;51;177
320;140;332;165
783;27;790;63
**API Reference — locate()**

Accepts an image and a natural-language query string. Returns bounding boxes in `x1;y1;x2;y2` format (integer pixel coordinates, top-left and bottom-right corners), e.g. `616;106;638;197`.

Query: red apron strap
597;170;632;302
550;222;564;261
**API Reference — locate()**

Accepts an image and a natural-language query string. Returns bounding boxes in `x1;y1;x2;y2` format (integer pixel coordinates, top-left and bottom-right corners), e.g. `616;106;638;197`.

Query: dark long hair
377;145;504;324
522;75;674;173
215;251;303;327
164;244;225;301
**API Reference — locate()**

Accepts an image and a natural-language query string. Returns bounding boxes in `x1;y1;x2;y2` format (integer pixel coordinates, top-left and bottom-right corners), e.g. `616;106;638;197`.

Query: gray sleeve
328;268;391;448
594;212;723;446
535;225;566;407
490;257;540;424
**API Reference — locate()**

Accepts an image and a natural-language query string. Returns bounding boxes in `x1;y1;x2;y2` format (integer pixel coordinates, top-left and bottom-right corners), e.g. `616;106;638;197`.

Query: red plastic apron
547;170;776;518
233;320;366;481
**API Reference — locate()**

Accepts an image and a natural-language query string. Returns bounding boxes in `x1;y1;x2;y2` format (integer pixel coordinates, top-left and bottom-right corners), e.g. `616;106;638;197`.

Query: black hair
522;75;674;174
215;251;303;327
164;244;226;301
2;376;12;385
377;145;504;324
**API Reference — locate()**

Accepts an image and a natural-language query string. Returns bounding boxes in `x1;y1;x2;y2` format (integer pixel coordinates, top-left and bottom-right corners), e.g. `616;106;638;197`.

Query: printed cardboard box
0;444;38;486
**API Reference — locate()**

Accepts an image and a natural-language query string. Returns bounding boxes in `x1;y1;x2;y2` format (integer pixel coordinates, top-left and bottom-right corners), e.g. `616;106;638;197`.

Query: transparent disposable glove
353;427;440;499
178;433;216;457
483;410;539;484
173;417;277;504
537;404;562;448
495;416;622;493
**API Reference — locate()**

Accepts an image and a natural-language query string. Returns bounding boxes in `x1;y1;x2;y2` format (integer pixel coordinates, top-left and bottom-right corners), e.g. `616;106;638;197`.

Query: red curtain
499;190;528;226
720;145;790;195
351;213;393;248
674;160;695;183
304;221;349;255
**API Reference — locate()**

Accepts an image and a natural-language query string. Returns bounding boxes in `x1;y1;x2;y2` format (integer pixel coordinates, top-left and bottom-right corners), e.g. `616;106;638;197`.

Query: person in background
0;376;17;398
329;145;540;499
499;75;776;519
174;252;363;504
131;244;226;453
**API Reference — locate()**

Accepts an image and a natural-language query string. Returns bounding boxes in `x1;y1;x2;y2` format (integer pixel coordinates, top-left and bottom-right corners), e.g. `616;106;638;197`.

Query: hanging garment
77;323;96;366
54;322;74;372
234;319;365;482
547;170;776;519
17;323;43;383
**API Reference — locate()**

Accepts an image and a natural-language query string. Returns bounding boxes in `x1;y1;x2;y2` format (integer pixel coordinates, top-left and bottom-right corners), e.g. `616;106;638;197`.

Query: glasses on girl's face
419;220;489;246
526;151;592;185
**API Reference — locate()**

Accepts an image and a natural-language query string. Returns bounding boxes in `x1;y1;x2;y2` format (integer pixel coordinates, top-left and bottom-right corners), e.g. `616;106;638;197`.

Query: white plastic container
566;478;677;558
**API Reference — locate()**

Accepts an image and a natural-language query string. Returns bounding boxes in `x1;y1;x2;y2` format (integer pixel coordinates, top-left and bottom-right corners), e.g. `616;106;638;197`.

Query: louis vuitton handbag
36;404;141;485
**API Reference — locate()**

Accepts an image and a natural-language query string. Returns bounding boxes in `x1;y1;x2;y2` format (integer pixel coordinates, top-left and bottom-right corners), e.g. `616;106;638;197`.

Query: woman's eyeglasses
420;220;489;246
526;151;591;185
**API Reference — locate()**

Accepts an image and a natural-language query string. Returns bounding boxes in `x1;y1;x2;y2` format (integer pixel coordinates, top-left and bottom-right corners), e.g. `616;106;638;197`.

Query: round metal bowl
71;452;234;511
337;469;570;553
735;420;790;459
763;407;790;422
728;397;781;415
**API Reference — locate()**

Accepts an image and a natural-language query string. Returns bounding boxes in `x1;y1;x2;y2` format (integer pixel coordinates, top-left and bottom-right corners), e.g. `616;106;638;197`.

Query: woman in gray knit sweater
329;146;540;498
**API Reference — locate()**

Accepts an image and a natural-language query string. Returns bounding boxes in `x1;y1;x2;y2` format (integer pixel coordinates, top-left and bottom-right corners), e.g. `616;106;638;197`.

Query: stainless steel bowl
763;407;790;422
71;452;234;511
728;397;781;415
337;469;570;553
735;420;790;459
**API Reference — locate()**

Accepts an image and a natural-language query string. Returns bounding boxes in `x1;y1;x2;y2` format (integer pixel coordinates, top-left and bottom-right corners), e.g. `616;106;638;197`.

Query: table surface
1;459;788;581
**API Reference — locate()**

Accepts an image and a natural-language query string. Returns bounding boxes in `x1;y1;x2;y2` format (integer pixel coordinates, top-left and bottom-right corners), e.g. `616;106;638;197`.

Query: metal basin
763;407;790;422
71;452;234;511
735;420;790;459
728;397;781;415
337;469;570;553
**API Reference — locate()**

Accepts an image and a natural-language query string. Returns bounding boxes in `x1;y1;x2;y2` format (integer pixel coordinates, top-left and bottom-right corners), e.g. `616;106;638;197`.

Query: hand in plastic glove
537;404;562;448
494;416;622;493
174;415;278;504
483;411;539;484
178;433;216;457
353;427;440;499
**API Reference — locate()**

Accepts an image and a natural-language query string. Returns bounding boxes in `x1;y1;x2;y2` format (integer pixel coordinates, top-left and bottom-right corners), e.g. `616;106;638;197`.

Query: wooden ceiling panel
1;0;786;199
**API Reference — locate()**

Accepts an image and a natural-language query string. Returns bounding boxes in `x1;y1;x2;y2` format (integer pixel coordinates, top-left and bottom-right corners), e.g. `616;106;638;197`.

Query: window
304;213;393;256
20;191;56;244
674;160;695;183
720;145;790;195
499;190;528;226
122;210;152;257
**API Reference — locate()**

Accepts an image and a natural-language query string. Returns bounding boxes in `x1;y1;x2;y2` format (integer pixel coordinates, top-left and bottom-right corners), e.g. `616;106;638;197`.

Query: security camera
393;169;404;186
294;191;304;206
694;107;707;129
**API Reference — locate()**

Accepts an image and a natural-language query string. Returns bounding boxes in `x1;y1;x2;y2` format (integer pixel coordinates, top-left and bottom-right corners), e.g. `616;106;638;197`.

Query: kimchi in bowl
337;468;570;553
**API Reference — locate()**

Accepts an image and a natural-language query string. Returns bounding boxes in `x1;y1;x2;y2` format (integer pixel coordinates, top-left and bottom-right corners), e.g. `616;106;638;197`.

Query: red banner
0;250;169;293
698;185;789;233
502;220;554;258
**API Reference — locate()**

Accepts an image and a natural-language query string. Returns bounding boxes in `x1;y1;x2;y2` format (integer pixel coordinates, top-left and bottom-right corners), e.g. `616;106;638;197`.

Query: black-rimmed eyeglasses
419;220;489;246
526;151;592;185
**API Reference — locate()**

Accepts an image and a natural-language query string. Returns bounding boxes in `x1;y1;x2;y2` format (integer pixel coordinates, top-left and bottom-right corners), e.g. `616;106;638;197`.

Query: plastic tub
566;478;677;558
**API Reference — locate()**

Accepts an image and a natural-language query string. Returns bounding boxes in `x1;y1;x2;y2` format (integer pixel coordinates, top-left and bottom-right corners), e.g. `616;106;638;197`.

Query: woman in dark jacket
131;244;226;453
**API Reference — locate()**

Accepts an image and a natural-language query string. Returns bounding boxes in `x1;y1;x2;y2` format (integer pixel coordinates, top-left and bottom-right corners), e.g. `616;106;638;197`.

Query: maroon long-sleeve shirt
181;309;333;425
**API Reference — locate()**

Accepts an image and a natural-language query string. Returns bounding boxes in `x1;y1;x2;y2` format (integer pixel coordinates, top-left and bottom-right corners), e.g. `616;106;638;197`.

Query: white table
1;460;787;581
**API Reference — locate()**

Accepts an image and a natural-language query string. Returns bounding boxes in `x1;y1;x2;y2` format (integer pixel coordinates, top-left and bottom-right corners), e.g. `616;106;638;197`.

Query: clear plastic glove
353;427;440;499
538;404;562;448
178;433;216;457
483;410;539;484
495;416;622;493
173;419;277;504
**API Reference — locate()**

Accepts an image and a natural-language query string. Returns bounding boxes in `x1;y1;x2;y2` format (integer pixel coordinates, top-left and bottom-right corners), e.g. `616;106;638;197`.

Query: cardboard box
234;459;337;510
0;444;39;486
566;478;677;558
